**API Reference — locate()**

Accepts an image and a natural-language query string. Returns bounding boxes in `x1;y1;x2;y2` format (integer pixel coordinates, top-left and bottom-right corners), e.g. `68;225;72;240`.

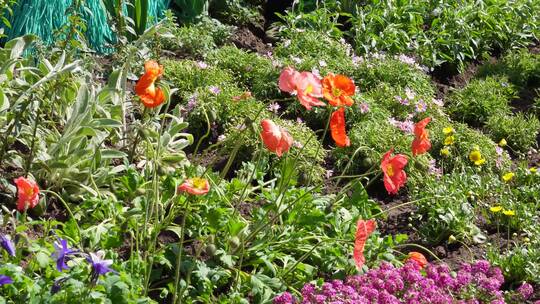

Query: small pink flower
398;54;416;65
291;56;302;64
209;86;221;95
432;98;444;107
359;102;370;114
395;96;410;106
268;102;281;113
196;61;208;69
405;88;416;100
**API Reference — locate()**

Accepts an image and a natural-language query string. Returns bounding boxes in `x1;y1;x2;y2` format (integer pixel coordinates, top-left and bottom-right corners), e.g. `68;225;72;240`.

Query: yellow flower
502;172;514;182
444;136;455;146
469;148;485;166
490;206;503;213
530;167;537;173
440;148;450;157
498;138;507;147
443;127;455;135
502;210;515;216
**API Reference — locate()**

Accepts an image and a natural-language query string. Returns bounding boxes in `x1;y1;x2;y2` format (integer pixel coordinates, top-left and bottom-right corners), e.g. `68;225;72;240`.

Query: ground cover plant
1;0;540;303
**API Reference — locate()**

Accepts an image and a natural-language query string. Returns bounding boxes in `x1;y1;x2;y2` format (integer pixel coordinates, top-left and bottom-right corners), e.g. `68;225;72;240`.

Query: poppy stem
192;108;211;157
129;107;148;163
41;190;82;244
24;106;41;176
172;199;191;304
306;111;332;185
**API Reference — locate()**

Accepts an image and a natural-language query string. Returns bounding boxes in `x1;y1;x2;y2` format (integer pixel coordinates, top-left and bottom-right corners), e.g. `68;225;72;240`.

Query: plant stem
172;200;191;304
24;106;41;176
129;107;148;163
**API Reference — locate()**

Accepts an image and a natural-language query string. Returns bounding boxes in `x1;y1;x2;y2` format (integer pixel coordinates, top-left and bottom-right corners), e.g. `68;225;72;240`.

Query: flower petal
330;108;350;147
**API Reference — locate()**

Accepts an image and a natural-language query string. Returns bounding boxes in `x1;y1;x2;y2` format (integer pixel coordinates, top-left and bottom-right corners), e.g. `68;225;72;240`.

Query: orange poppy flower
322;73;356;106
407;252;428;269
177;177;210;195
14;176;40;211
411;117;432;156
278;67;324;110
354;219;376;269
380;149;408;195
330;108;350;147
135;60;165;108
260;119;293;157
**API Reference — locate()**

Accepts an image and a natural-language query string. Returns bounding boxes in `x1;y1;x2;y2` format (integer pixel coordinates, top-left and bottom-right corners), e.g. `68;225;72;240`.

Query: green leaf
35;251;51;268
100;149;128;159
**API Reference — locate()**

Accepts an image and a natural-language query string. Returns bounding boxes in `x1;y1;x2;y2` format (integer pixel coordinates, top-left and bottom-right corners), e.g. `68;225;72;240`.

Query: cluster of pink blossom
274;260;537;304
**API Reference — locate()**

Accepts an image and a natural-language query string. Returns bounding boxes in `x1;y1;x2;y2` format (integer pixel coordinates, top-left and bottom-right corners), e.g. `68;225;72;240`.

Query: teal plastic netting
4;0;171;53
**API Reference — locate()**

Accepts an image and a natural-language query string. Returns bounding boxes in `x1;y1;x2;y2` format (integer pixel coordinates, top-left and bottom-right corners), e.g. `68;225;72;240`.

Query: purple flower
352;56;363;66
415;100;427;113
186;93;198;112
517;282;533;299
0;275;12;286
398;120;414;134
0;234;15;257
472;260;491;274
359;102;370;114
395;96;410;106
52;238;75;272
273;292;295;304
87;251;115;276
208;86;221;95
428;159;442;177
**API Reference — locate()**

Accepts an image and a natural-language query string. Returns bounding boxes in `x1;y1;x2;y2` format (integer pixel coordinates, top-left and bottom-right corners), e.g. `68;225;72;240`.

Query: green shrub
332;105;410;175
221;116;327;184
161;18;232;58
485;112;540;153
477;49;540;88
446;76;516;126
409;170;492;245
352;55;433;95
163;59;236;93
274;30;355;76
358;83;441;121
207;46;280;99
178;85;261;140
429;119;512;173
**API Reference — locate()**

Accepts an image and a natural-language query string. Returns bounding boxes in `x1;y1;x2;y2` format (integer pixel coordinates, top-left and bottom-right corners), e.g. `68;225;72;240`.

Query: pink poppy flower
278;67;324;110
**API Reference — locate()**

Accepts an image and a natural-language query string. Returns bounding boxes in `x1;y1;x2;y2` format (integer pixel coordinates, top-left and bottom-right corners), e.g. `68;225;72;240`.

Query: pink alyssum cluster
274;260;536;304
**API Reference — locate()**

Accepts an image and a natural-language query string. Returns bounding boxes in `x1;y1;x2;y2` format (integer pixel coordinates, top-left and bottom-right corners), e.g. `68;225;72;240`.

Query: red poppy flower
411;117;431;156
278;67;324;110
407;252;428;269
330;107;350;147
14;177;40;211
354;219;376;270
380;149;408;195
135;60;165;108
322;73;356;107
177;177;210;195
260;119;293;157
